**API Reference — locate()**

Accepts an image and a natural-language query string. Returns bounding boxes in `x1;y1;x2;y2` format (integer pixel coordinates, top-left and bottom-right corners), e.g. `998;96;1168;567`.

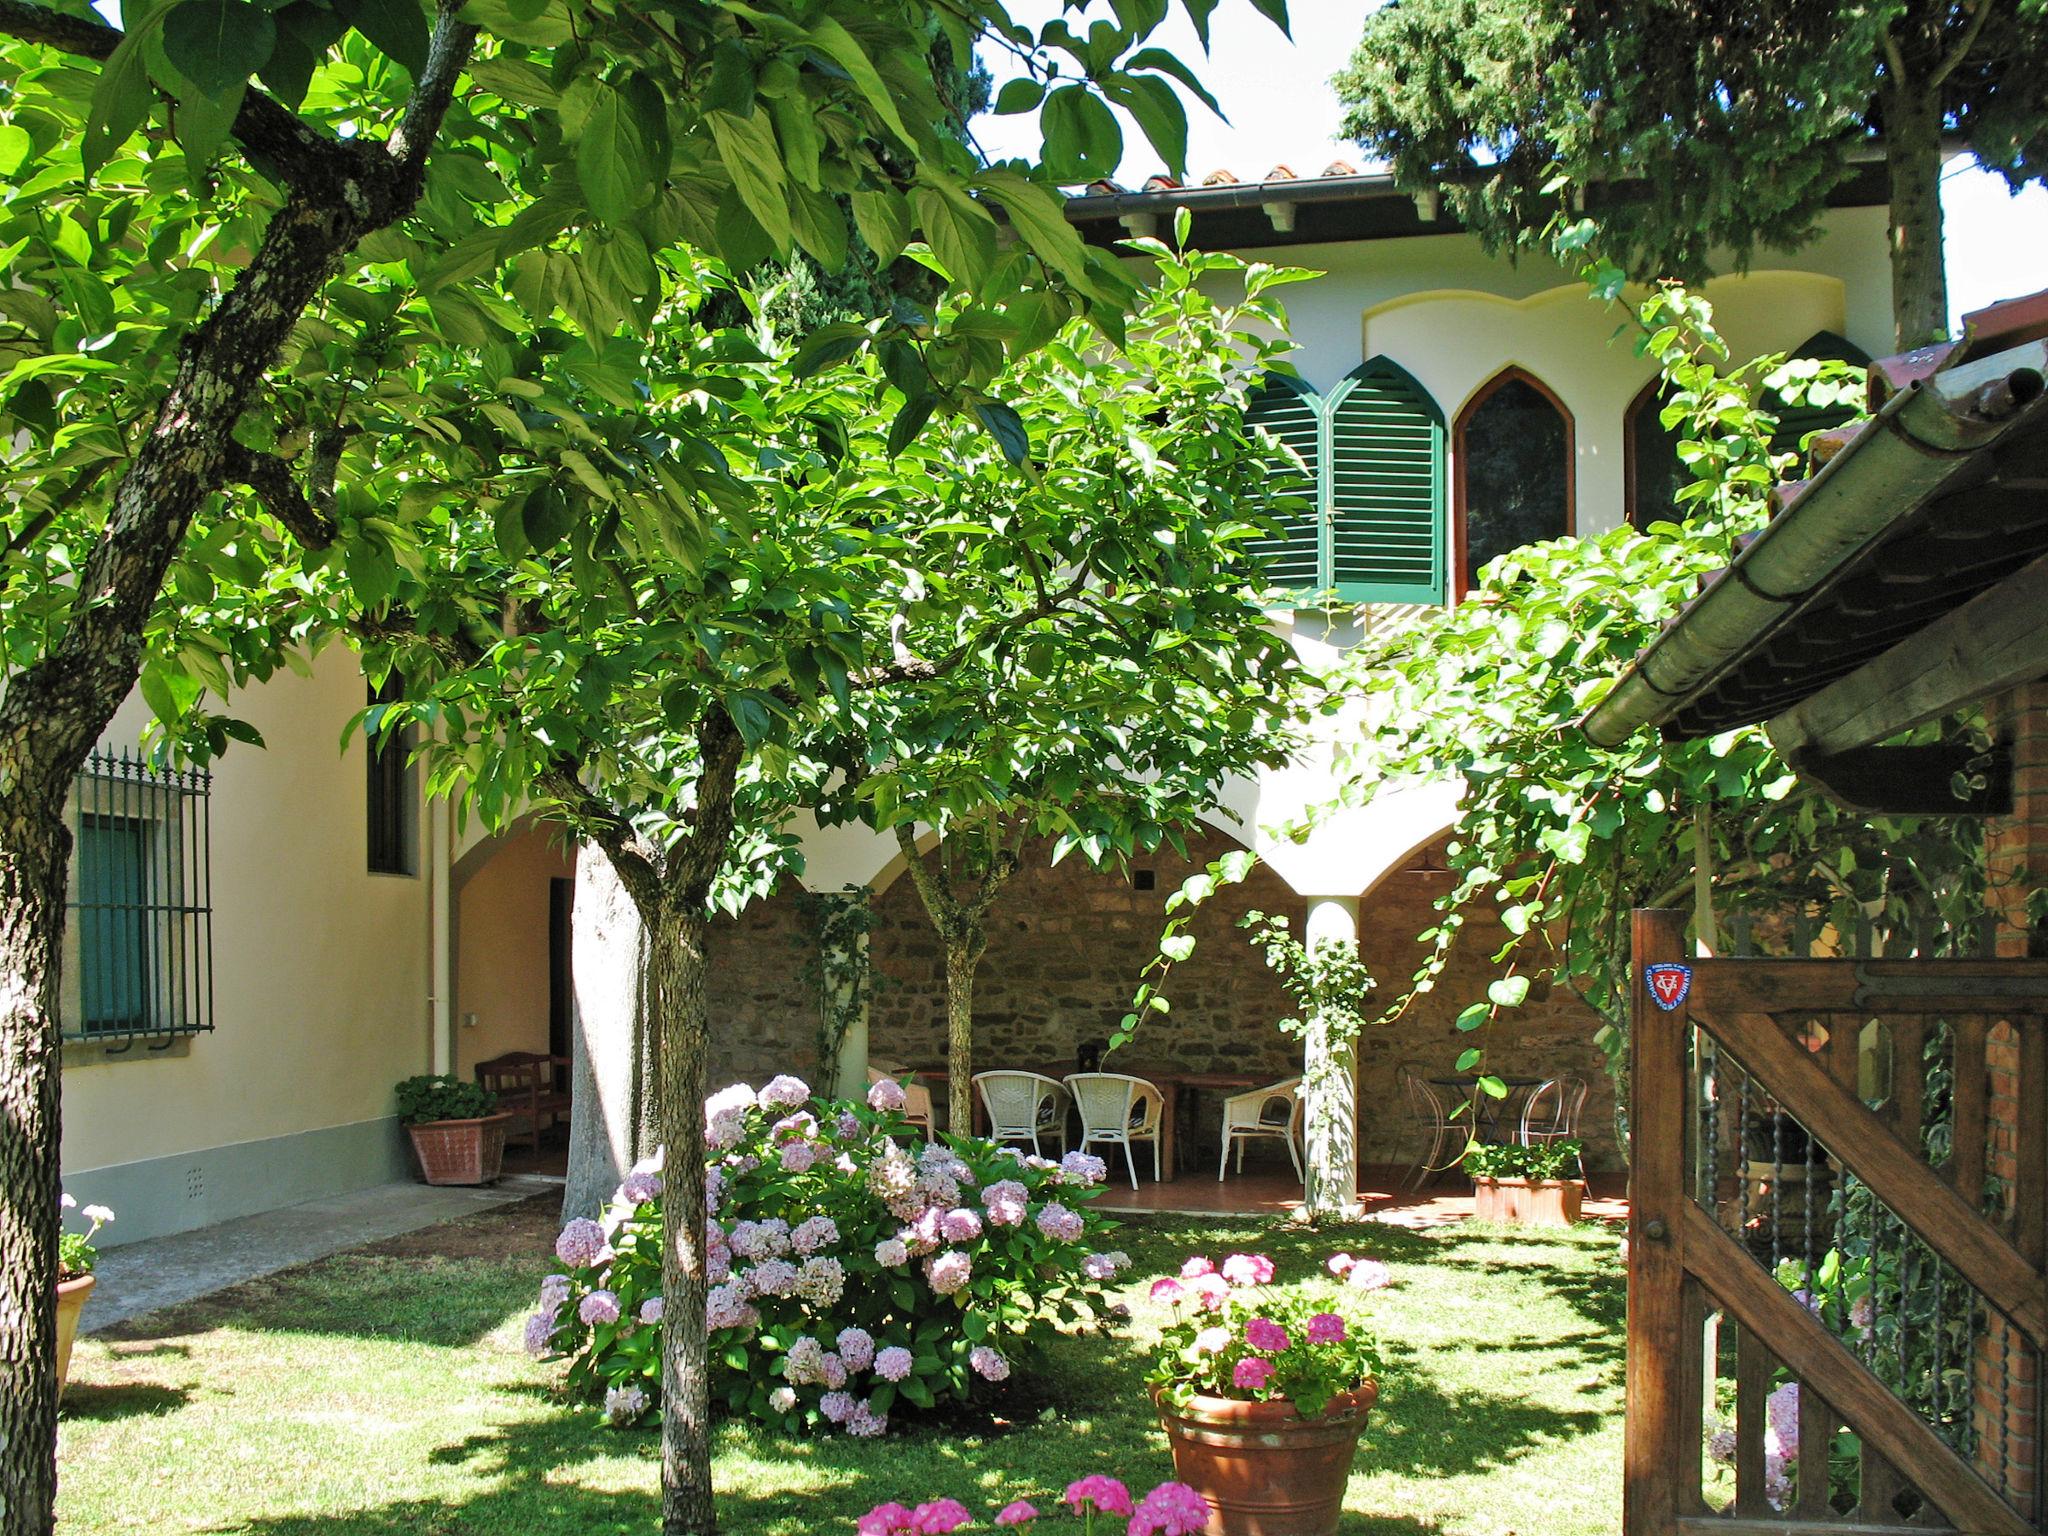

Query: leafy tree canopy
1333;0;2048;345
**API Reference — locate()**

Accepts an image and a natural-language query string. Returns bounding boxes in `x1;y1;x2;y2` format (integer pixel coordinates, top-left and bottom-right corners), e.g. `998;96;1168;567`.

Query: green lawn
58;1199;1626;1535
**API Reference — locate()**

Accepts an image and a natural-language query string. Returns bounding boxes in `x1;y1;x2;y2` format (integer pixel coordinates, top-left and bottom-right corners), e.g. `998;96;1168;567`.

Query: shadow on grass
59;1379;194;1421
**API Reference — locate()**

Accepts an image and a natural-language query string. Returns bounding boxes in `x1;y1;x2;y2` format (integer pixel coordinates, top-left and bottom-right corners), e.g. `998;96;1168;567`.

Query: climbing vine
795;886;876;1086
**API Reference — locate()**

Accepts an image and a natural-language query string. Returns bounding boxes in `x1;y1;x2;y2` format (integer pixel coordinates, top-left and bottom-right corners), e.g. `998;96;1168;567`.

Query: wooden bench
475;1051;571;1151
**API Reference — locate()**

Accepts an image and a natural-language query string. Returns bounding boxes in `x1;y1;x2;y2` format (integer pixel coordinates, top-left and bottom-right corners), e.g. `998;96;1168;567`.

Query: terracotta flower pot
1471;1175;1582;1226
1154;1381;1377;1536
406;1113;512;1186
56;1273;94;1398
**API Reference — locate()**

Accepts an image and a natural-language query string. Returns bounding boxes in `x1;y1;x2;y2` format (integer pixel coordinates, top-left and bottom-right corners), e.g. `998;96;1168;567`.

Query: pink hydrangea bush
1146;1251;1380;1417
528;1075;1128;1432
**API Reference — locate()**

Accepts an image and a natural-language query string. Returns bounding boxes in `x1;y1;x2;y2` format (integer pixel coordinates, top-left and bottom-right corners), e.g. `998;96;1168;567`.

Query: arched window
1242;375;1322;591
1453;368;1573;595
1326;359;1445;604
1625;378;1689;530
1766;330;1870;461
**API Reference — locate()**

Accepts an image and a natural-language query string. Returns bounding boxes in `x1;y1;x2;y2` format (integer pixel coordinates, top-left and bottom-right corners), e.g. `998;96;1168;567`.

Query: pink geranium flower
1149;1277;1186;1304
1063;1475;1134;1516
1232;1357;1274;1391
1220;1253;1273;1286
1129;1482;1211;1536
1179;1256;1216;1279
912;1499;971;1534
857;1503;918;1536
1188;1273;1231;1311
1243;1316;1289;1352
1346;1258;1392;1292
1305;1312;1346;1345
1325;1252;1355;1278
1193;1325;1231;1355
994;1499;1039;1527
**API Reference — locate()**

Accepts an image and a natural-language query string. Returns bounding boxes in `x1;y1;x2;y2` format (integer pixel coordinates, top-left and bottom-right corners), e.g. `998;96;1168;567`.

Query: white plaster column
1302;894;1362;1218
818;886;873;1101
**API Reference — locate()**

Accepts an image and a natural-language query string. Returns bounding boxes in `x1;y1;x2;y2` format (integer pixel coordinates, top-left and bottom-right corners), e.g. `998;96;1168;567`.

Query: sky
970;2;2048;334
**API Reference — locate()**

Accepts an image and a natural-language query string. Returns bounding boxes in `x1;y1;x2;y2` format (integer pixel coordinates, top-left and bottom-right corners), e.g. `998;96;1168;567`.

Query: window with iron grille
64;749;214;1048
366;678;418;877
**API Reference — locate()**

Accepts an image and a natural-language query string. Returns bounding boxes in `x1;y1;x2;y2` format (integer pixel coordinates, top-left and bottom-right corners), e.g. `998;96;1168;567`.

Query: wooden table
913;1065;1268;1182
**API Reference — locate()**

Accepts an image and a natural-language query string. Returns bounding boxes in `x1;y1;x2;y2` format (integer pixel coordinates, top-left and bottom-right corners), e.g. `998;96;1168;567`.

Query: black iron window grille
64;748;214;1050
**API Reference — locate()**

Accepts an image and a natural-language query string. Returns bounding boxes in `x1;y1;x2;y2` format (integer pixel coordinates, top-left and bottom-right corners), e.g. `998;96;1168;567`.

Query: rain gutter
1581;340;2048;749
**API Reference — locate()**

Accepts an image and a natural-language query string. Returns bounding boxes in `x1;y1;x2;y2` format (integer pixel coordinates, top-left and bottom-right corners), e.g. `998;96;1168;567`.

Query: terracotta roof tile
1199;168;1239;185
1321;159;1358;177
1141;175;1180;192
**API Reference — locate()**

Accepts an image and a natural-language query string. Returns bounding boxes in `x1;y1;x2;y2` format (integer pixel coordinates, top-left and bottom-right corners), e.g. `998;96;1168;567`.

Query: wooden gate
1628;908;2048;1535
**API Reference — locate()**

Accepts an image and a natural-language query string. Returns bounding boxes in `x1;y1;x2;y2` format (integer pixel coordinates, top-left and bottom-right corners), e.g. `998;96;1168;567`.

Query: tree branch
894;820;962;934
386;0;479;182
225;445;341;548
1929;0;1994;92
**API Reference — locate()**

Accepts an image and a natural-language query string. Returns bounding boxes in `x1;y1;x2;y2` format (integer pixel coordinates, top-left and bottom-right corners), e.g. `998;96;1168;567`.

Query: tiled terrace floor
1094;1162;1629;1226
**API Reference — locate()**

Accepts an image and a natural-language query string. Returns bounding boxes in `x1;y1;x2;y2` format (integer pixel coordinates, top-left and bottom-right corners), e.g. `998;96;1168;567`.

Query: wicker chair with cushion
1063;1072;1164;1190
1217;1077;1303;1182
973;1071;1070;1157
475;1051;571;1151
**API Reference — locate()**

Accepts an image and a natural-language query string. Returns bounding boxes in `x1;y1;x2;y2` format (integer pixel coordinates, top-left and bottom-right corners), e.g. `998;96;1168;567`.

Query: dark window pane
79;813;150;1031
367;678;418;876
1630;387;1690;528
1460;376;1569;589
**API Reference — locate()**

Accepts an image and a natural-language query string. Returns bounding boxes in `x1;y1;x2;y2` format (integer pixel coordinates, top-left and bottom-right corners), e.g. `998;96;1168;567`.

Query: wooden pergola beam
1768;551;2048;762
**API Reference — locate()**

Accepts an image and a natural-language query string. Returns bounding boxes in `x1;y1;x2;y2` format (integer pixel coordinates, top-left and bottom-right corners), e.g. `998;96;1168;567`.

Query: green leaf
706;108;791;253
911;180;996;285
1454;1002;1490;1032
1042;84;1122;181
791;322;868;379
971;169;1090;289
160;0;275;98
0;124;28;179
1486;975;1530;1009
993;77;1045;115
805;17;911;146
1455;1047;1483;1071
887;393;938;457
577;83;656;225
972;400;1028;466
522;482;575;550
850;189;912;265
333;0;427;74
1102;72;1187;180
82;22;158;177
1126;46;1221;117
1476;1074;1508;1100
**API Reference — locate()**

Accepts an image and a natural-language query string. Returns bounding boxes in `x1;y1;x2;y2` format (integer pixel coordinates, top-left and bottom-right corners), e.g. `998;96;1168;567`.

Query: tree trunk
651;900;716;1536
1885;83;1949;350
0;802;68;1536
943;930;985;1134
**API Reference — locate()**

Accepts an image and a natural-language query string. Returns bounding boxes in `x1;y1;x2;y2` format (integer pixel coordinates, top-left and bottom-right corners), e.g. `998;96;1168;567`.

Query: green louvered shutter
1768;331;1870;462
1243;377;1323;593
1327;359;1445;603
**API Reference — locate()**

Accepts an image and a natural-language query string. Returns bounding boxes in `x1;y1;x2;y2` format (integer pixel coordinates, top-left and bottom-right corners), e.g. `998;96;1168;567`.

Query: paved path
83;1174;560;1333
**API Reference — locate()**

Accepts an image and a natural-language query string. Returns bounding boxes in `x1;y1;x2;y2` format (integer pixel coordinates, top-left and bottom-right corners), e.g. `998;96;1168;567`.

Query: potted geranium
396;1074;509;1186
1146;1252;1381;1536
57;1194;113;1396
1463;1139;1584;1226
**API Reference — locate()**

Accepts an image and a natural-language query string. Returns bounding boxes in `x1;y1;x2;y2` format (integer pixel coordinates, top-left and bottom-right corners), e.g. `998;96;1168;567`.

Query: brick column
1975;680;2048;1512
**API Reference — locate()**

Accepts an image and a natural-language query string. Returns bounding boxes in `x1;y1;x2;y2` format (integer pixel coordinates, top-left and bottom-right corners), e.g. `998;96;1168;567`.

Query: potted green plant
396;1074;509;1186
57;1195;113;1396
1146;1251;1382;1536
1463;1139;1585;1226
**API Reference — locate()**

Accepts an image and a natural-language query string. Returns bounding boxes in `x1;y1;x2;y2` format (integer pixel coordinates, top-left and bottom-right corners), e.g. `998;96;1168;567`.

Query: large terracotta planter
1472;1175;1582;1226
1154;1382;1377;1536
406;1113;511;1186
56;1273;94;1397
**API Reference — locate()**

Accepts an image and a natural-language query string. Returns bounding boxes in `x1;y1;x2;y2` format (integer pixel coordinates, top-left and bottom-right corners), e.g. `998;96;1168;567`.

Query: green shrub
394;1074;497;1125
1462;1140;1583;1181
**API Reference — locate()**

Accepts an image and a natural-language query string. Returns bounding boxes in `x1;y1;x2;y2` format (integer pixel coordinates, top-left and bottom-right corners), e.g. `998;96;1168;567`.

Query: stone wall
699;827;1621;1173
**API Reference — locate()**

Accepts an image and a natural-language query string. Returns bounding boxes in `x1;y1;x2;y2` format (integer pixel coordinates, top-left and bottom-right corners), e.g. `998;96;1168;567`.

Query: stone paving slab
82;1173;561;1333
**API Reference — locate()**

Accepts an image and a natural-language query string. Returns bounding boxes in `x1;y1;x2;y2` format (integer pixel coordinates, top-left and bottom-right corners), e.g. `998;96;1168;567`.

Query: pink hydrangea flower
912;1500;971;1535
780;1140;823;1174
983;1180;1030;1227
1233;1357;1274;1391
1305;1312;1346;1345
820;1390;856;1424
875;1237;910;1267
578;1289;622;1326
785;1335;826;1385
836;1327;876;1372
874;1346;915;1382
522;1310;558;1356
1059;1151;1107;1185
940;1207;984;1243
1063;1476;1133;1516
868;1077;907;1113
968;1345;1010;1381
539;1274;571;1307
798;1256;846;1306
769;1385;798;1414
792;1215;840;1255
705;1282;757;1332
846;1401;889;1438
1150;1277;1186;1304
1035;1203;1084;1242
759;1074;811;1109
994;1500;1039;1527
1220;1253;1274;1286
1081;1251;1128;1281
1180;1256;1217;1279
1244;1316;1289;1352
819;1352;848;1390
926;1250;973;1296
746;1258;798;1297
618;1169;662;1205
858;1502;917;1536
638;1297;664;1325
1129;1482;1211;1536
555;1218;607;1268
